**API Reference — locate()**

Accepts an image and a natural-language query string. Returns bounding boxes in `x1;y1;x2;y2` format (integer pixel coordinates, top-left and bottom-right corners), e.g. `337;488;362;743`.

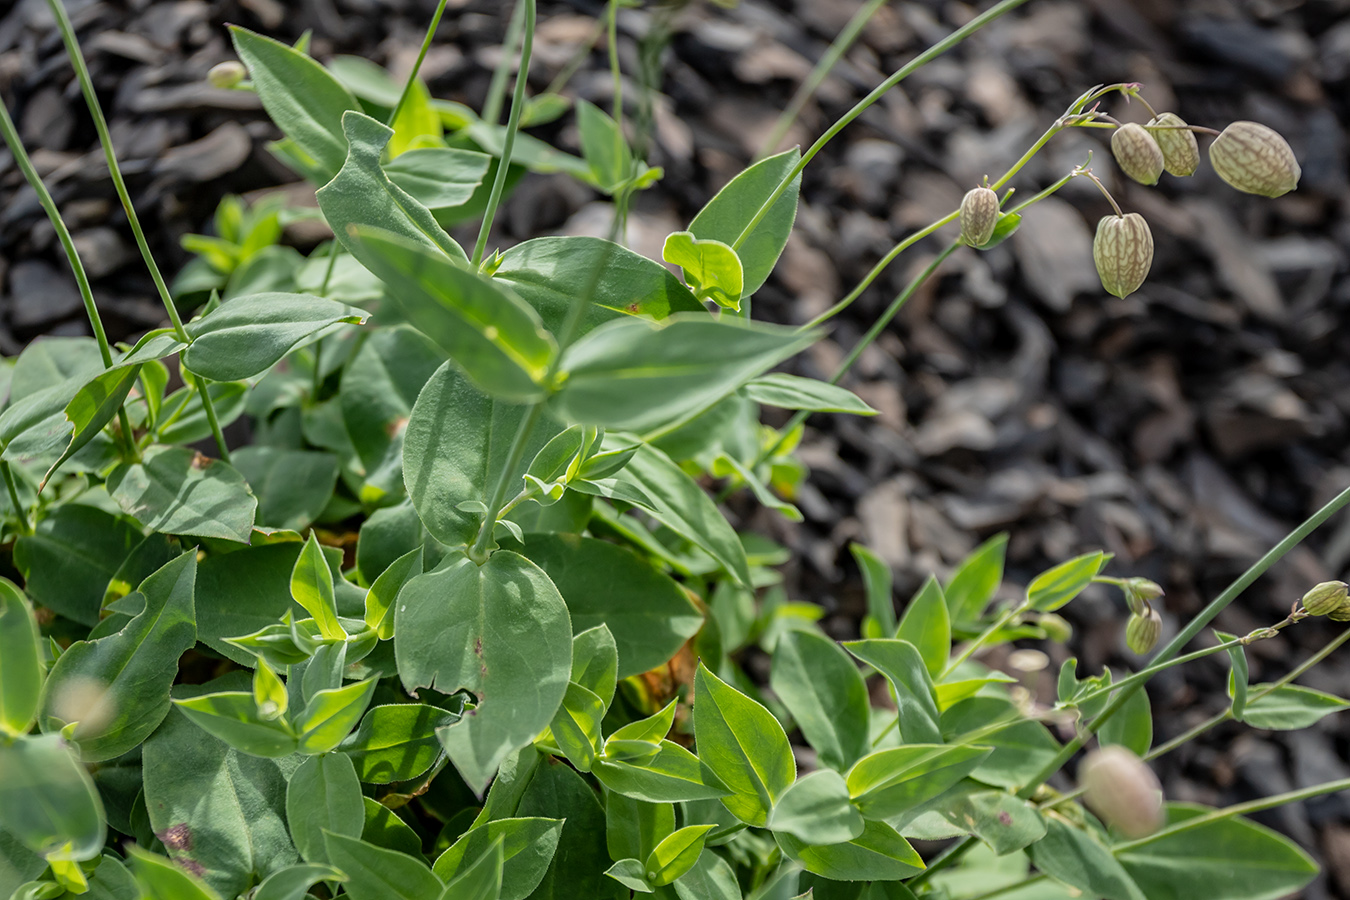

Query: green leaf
361;798;422;857
388;78;441;156
229;26;361;182
394;551;571;794
593;740;730;803
662;232;743;310
441;837;504;900
744;374;876;415
1116;803;1318;900
850;543;896;637
386;147;491;209
570;625;619;708
518;534;703;678
606;700;677;747
515;760;624;900
576;100;632;191
183;292;367;382
769;630;869;772
1242;684;1350;730
646;825;716;887
494;237;703;336
157;381;248;446
549;681;605;771
402;362;559;547
775;819;923;882
286;753;363;863
173;691;298;758
1029;818;1145;900
432;817;562;900
292;533;343;641
1099;684;1153;757
1026;551;1108;612
689;148;800;300
38;553;197;761
253;863;347;900
14;504;142;626
671;849;742;900
552;314;816;433
232;448;339;531
296;678;377;755
339;703;459;783
1216;630;1249;722
936;788;1046;855
944;533;1008;625
322;833;443;900
897;575;951;678
845;744;992;821
605;858;651;893
940;697;1061;791
107;445;257;542
619;443;752;587
364;547;422;641
196;543;306;665
41;364;141;490
143;688;296;896
767;770;864;845
317;112;469;272
84;854;139;900
843;639;941;744
128;845;223;900
0;734;105;861
605;795;674;863
693;662;795;827
348;227;556;401
0;581;42;737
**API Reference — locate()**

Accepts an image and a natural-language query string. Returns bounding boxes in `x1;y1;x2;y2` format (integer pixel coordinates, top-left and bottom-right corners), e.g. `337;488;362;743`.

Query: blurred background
1;0;1348;894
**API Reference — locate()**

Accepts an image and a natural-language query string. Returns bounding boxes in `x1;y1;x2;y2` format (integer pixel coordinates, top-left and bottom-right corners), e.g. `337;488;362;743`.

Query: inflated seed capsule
1038;612;1072;643
207;61;247;89
1329;598;1350;623
1125;607;1162;655
1301;581;1349;617
1208;121;1301;197
1146;113;1200;176
1110;123;1165;186
1080;746;1164;839
1093;213;1154;298
959;186;1000;248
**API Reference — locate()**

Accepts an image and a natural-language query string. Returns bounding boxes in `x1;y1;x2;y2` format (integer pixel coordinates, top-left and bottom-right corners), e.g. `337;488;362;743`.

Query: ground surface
2;0;1349;895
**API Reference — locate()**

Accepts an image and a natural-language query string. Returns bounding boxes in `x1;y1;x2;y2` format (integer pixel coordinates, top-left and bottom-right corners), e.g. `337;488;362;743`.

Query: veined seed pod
1093;213;1154;298
959;186;1000;248
1125;607;1161;655
1301;581;1349;617
1122;577;1164;615
1080;746;1164;839
1208;121;1301;197
1146;113;1200;176
208;61;247;89
1329;598;1350;623
1110;123;1164;185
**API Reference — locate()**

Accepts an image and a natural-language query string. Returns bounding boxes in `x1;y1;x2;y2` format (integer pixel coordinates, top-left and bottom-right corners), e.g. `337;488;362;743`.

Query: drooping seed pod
208;61;247;89
959;187;1000;248
1038;612;1073;643
1301;581;1349;617
1110;123;1165;185
1122;577;1164;615
1146;113;1200;176
1329;598;1350;623
1125;607;1162;655
1208;121;1301;197
1093;213;1154;298
1080;746;1164;839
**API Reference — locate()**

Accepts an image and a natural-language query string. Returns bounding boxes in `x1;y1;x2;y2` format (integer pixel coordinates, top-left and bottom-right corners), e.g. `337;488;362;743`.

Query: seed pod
208;61;247;89
1146;113;1200;176
1122;577;1164;615
1329;598;1350;623
1080;746;1164;839
1208;121;1301;197
1301;581;1349;617
959;187;1000;248
1093;213;1154;298
1110;123;1165;185
1125;608;1162;655
1038;612;1073;643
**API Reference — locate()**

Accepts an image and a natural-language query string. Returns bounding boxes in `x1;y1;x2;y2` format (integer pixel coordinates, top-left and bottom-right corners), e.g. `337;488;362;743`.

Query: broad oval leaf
286;753;363;863
431;816;563;900
1026;551;1108;613
1029;817;1145;900
339;703;460;783
774;819;923;882
646;825;716;887
253;864;347;900
769;630;869;772
321;833;443;900
182;292;367;382
107;446;257;543
1242;684;1350;730
0;734;106;861
593;740;731;804
766;770;864;845
845;744;992;821
844;639;941;745
0;581;43;737
386;147;492;209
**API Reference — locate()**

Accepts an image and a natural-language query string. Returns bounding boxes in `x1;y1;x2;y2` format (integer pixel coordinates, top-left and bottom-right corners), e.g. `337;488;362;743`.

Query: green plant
0;1;1342;899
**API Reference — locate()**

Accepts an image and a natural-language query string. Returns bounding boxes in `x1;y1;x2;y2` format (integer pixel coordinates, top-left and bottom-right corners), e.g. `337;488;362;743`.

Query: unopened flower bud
208;61;247;89
1300;581;1349;617
1328;599;1350;623
1208;121;1300;197
1123;577;1164;615
1111;123;1165;185
959;187;1000;248
1080;746;1164;839
1038;612;1073;643
1146;113;1200;176
1093;213;1153;298
1125;608;1161;655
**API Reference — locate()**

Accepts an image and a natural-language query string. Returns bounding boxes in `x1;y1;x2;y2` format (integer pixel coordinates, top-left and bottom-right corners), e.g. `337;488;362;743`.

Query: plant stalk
2;464;30;536
386;0;449;127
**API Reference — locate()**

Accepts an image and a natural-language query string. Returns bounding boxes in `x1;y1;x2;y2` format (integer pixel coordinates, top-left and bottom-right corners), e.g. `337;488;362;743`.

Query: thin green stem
607;0;623;125
942;602;1027;679
758;0;888;161
483;1;527;126
46;0;230;461
468;404;544;561
386;0;449;127
2;464;30;536
968;874;1048;900
730;0;1033;254
473;0;536;267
